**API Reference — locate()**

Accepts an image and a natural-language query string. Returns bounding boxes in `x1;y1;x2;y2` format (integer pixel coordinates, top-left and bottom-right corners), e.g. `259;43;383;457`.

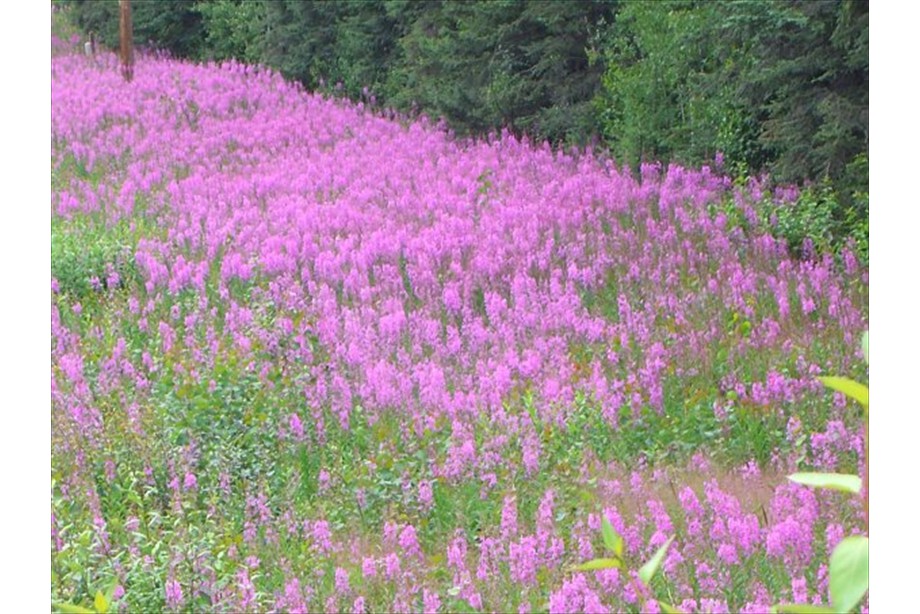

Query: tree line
59;0;868;254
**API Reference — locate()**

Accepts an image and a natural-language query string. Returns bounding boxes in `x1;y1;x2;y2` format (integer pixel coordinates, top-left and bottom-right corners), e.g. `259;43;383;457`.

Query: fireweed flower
165;578;184;611
398;523;422;559
183;471;197;491
418;479;434;512
334;567;350;594
699;598;730;613
423;589;441;613
508;535;539;586
361;556;377;579
384;552;401;580
51;50;867;613
289;413;304;440
282;577;308;613
792;576;809;604
318;468;331;492
237;567;256;610
311;520;333;554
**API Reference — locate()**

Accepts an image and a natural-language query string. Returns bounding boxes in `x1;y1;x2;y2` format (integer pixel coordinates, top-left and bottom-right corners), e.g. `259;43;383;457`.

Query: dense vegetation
51;11;868;610
58;0;868;259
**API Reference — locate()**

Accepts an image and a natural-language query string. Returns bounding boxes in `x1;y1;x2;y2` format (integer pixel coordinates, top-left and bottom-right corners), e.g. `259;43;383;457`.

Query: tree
385;0;616;145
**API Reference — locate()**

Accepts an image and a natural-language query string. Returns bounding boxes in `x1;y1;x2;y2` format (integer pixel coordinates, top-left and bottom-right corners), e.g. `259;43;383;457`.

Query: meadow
51;39;869;613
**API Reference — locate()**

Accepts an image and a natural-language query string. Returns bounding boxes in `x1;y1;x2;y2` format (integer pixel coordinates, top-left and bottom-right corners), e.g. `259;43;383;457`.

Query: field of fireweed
51;46;869;614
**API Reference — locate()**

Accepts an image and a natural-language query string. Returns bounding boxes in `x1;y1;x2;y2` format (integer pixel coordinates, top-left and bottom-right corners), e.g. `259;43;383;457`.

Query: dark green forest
59;0;868;258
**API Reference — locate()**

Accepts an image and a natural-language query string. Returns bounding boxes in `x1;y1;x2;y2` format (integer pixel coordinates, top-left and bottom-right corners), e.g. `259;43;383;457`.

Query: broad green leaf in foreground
829;535;869;613
602;516;624;557
94;591;109;614
773;604;835;613
788;472;862;494
54;604;96;614
103;580;118;612
659;601;686;613
818;377;868;409
572;558;624;571
639;536;674;585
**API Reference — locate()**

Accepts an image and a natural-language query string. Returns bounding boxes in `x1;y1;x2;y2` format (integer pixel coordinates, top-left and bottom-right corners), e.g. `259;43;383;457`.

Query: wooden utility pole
119;0;134;82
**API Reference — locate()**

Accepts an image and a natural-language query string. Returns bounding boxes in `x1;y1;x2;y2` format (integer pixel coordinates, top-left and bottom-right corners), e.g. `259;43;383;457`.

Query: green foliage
61;0;206;59
595;0;752;169
712;177;867;263
55;0;118;50
638;536;675;585
194;0;265;63
828;536;870;613
594;0;868;249
601;515;624;557
766;184;838;258
817;376;868;410
597;0;867;182
260;1;402;101
571;557;623;571
54;580;117;614
764;181;867;263
576;516;679;612
787;472;861;494
54;604;95;614
51;217;143;299
384;0;615;144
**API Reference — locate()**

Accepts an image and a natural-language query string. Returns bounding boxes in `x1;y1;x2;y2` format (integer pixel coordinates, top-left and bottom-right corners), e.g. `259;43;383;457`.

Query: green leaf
103;579;118;609
638;536;674;584
601;516;624;557
94;591;108;614
54;604;96;614
571;558;624;571
659;601;686;614
788;472;862;494
772;604;835;613
818;377;868;409
829;536;869;613
861;331;868;365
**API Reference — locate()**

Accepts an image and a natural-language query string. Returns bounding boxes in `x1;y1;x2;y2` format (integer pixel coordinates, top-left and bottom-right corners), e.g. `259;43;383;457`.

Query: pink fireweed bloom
318;469;331;493
398;523;422;559
237;567;256;610
310;520;333;554
792;576;809;604
418;480;434;512
384;552;401;580
282;577;308;613
183;471;197;491
289;413;305;440
165;578;184;611
334;567;350;594
423;589;441;613
361;556;377;579
508;535;539;586
549;573;609;614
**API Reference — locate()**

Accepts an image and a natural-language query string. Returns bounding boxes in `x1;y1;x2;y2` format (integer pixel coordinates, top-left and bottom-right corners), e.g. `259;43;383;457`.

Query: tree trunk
119;0;134;82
